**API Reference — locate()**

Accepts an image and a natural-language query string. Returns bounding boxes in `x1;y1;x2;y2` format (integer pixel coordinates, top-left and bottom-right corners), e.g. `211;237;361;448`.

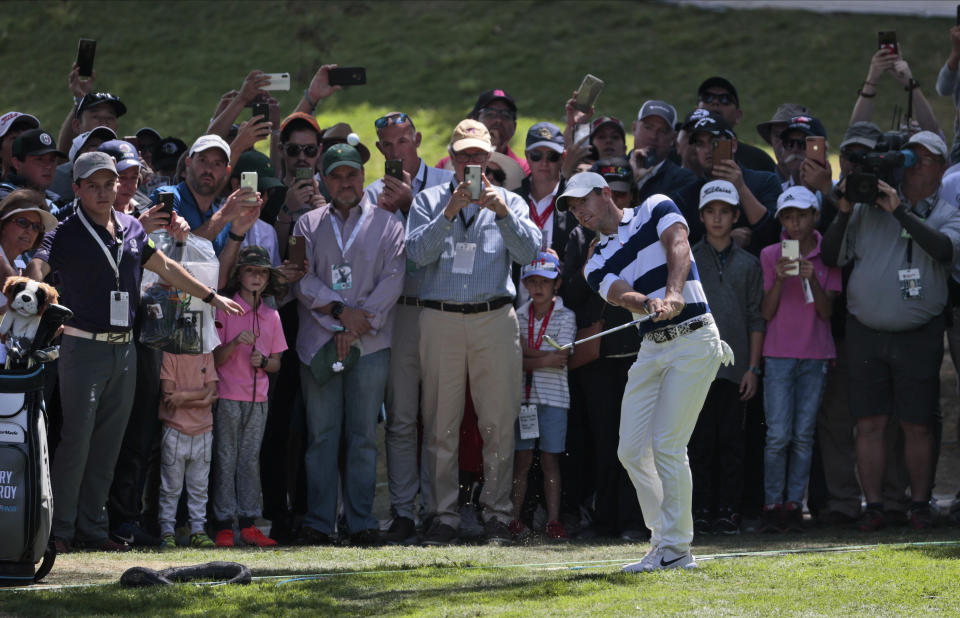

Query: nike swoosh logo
114;534;134;544
660;555;686;567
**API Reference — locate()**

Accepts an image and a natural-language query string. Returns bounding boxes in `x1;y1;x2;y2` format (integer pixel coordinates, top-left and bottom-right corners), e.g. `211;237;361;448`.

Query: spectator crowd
5;28;960;552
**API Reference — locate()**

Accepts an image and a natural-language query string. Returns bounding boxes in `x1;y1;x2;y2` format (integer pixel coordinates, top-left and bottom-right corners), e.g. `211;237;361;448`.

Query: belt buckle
108;332;127;344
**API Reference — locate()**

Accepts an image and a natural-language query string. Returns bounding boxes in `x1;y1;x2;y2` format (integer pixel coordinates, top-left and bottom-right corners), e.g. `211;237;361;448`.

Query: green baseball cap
322;143;363;175
232;150;285;192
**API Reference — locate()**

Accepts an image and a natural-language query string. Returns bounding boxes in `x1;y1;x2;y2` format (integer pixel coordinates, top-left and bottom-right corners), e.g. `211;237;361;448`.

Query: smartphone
781;239;800;276
385;159;403;181
263;72;291;91
573;123;591;144
287;234;307;267
713;139;733;163
806;136;826;166
574;74;604;113
327;67;366;86
878;30;898;54
251;102;269;121
76;39;96;79
465;165;482;200
157;191;174;217
295;167;313;181
241;171;258;192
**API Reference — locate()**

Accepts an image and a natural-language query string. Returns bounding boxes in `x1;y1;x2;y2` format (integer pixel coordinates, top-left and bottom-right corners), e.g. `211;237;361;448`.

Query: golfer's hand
646;294;685;322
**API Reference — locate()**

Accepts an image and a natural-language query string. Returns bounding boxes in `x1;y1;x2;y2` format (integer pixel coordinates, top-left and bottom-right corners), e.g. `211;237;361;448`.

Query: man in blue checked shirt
557;171;730;573
406;119;540;547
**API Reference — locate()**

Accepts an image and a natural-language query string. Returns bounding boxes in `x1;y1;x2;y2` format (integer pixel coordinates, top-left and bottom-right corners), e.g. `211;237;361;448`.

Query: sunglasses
527;150;561;162
284;143;319;157
375;113;410;129
782;137;806;150
699;92;736;106
478;107;516;122
12;216;43;233
452;150;487;163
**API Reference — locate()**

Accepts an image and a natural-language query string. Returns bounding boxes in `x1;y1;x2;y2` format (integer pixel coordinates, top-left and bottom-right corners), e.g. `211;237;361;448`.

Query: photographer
821;131;960;531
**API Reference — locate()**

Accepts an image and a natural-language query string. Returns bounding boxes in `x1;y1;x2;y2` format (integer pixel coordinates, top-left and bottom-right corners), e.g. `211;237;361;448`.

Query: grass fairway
3;529;960;616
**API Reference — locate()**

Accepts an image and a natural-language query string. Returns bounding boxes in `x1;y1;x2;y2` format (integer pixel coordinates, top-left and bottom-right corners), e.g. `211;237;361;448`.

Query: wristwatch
330;301;345;320
749;365;763;377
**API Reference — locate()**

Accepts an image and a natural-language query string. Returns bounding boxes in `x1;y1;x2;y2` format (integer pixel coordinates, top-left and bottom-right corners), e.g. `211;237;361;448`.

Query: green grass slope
2;0;957;176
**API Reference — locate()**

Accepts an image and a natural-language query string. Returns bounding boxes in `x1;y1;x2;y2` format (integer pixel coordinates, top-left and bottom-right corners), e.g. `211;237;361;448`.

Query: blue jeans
300;348;390;534
762;357;828;505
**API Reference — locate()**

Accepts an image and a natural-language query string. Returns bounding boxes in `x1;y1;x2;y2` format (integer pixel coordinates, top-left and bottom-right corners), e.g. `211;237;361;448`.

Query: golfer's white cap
556;172;608;212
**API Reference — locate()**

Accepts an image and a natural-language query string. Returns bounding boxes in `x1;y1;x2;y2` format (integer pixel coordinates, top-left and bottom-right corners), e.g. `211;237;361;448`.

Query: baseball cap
73;151;118;181
783;115;827;138
521;252;561;280
637;100;677;128
756;103;810;144
188;134;231;160
839;122;882;152
775;186;819;216
236;245;273;269
232;150;286;192
321;122;371;162
906;131;949;161
0;111;40;139
470;89;517;117
12;129;66;159
684;111;735;141
556;171;608;212
525;122;564;153
280;111;322;137
590;116;626;138
98;139;142;171
699;180;739;210
69;126;117;162
322;143;363;175
449;119;492;153
590;157;633;193
75;92;127;119
152;137;187;168
135;127;162;142
697;76;740;107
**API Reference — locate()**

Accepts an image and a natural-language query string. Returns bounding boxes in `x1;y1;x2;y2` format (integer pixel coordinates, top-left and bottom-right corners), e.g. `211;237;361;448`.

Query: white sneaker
649;548;697;571
622;544;661;573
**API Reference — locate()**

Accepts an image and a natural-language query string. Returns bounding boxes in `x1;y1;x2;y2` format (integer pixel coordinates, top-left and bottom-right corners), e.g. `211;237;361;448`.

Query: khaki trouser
419;304;521;527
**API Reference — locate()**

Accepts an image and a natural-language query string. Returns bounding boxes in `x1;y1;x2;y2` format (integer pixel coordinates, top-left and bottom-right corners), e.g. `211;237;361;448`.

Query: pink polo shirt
761;231;842;359
215;294;287;402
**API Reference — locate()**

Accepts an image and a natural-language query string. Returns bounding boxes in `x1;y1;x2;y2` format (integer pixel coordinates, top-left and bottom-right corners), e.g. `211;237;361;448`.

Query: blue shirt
35;207;155;332
584;195;709;335
150;181;230;254
406;182;541;303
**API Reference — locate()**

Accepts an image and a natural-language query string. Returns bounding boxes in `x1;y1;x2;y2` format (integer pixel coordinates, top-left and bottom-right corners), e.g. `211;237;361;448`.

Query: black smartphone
878;30;898;55
251;102;269;121
385;159;403;180
157;191;174;218
328;67;366;86
288;235;307;268
295;167;313;181
76;38;96;79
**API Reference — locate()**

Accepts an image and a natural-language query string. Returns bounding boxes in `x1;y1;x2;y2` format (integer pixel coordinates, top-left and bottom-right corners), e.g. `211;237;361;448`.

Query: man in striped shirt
556;172;727;572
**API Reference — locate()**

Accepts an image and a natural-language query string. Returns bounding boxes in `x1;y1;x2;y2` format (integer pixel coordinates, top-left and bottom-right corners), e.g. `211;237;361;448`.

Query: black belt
397;296;421;307
421;297;512;314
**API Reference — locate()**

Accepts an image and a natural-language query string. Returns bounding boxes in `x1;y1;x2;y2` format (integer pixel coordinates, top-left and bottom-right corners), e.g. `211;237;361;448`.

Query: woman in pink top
212;246;287;547
759;188;841;533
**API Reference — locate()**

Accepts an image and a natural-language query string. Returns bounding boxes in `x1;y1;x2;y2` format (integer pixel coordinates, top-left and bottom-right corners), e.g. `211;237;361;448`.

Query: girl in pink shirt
212;246;287;547
759;188;841;533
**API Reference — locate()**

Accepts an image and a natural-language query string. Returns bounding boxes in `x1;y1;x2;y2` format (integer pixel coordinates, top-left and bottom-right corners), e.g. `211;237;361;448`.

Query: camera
843;130;918;203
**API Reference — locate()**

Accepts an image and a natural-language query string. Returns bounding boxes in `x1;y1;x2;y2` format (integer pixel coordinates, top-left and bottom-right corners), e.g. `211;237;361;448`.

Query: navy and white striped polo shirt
584;194;710;335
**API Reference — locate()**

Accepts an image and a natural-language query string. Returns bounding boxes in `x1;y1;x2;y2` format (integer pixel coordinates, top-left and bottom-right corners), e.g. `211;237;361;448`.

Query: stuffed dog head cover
3;276;58;318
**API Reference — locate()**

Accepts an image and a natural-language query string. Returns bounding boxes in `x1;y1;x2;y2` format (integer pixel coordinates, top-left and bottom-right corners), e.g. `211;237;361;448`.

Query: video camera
844;131;917;204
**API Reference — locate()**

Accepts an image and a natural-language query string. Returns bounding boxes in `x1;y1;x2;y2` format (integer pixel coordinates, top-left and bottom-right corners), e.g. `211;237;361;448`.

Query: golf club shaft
573;314;653;347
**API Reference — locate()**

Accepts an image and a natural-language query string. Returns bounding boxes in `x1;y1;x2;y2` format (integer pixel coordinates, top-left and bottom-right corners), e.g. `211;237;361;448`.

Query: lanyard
527;194;555;231
330;205;370;259
525;301;554;401
449;181;478;229
78;206;124;289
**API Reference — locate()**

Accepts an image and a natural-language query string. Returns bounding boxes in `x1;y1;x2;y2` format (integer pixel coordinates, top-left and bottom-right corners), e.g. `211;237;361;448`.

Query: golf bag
0;365;55;585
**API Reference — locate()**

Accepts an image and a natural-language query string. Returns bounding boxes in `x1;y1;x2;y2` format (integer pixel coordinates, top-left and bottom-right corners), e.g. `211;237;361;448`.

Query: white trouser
618;321;723;555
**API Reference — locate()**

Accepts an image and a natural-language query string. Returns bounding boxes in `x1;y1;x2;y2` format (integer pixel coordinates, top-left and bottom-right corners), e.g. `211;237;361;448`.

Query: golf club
543;314;655;351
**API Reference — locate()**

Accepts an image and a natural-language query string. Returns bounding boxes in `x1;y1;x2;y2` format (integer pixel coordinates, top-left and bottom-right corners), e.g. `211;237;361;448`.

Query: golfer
556;172;729;572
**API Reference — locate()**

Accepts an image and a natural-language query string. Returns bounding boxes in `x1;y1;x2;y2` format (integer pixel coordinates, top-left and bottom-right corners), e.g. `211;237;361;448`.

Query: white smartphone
263;72;291;91
574;74;604;113
240;171;258;192
781;239;800;276
573;123;591;144
465;165;482;200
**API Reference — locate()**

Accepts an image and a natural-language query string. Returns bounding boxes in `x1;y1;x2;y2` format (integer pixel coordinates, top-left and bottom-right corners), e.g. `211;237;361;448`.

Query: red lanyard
528;195;555;230
525;302;554;401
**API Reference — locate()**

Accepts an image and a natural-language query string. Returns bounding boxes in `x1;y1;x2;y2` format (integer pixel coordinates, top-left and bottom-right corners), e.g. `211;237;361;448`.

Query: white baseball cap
69;126;117;162
698;180;739;210
556;172;608;212
188;134;231;160
0;111;40;139
906;130;949;161
774;186;819;217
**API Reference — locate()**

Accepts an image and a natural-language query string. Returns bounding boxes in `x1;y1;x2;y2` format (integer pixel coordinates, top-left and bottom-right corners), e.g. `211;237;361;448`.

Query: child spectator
157;351;218;549
510;252;576;541
212;246;287;547
689;181;765;535
760;187;841;532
